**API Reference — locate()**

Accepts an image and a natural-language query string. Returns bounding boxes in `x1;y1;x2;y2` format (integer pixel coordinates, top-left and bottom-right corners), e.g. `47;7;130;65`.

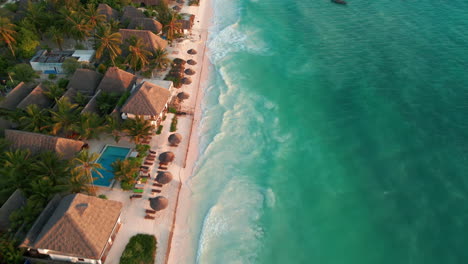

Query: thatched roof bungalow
97;3;119;21
67;69;103;96
95;67;137;95
119;29;168;53
0;189;26;232
16;84;53;110
128;17;163;34
121;6;145;23
20;194;123;263
4;129;85;159
121;81;171;125
0;82;35;110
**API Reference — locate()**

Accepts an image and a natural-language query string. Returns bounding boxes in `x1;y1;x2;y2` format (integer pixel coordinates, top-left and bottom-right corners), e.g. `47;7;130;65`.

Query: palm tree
29;178;65;203
18;104;50;133
46;26;64;50
1;150;33;193
125;36;152;71
164;13;182;42
33;151;70;186
66;171;93;194
49;98;80;136
43;84;65;101
72;149;103;194
83;4;106;30
75;113;104;140
0;17;17;56
66;11;92;44
111;159;139;182
152;48;171;71
95;25;122;65
105;115;123;143
122;116;154;144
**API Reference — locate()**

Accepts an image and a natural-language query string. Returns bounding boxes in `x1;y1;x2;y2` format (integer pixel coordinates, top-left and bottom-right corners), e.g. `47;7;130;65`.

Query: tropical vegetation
120;234;157;264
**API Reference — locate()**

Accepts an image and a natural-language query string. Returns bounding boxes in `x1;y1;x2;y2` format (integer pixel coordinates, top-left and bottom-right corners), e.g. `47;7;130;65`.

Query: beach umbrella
187;59;197;65
181;77;192;85
185;68;195;75
173;58;186;65
159;151;175;163
187;49;197;55
173;5;181;12
177;92;190;100
156;171;173;184
149;196;168;211
168;133;183;146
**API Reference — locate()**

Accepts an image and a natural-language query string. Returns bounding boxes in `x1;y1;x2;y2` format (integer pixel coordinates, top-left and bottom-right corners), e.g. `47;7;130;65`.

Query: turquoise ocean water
186;0;468;263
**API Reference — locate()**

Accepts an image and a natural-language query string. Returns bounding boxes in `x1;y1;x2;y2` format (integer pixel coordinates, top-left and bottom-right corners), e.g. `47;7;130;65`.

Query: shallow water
187;0;468;263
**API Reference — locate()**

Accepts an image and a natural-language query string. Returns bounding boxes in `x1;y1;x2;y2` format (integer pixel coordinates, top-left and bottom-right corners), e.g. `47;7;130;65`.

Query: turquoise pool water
93;146;131;187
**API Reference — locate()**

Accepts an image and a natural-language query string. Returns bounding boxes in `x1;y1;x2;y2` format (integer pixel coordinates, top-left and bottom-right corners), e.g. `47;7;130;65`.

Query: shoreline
165;0;214;263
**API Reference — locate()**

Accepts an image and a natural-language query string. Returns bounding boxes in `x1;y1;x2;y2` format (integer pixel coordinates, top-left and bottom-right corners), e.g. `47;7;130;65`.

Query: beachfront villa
16;83;53;110
119;29;168;53
4;129;85;159
178;13;196;34
121;81;172;126
20;193;123;264
30;50;95;74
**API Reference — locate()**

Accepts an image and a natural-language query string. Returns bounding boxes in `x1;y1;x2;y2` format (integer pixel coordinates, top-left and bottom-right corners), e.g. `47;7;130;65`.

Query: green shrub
117;91;131;107
57;78;69;89
97;63;107;74
170;116;177;132
135;144;150;156
98;194;108;199
120;234;157;264
74;43;85;50
141;70;152;78
120;181;133;190
156;125;163;134
48;73;57;80
168;107;177;114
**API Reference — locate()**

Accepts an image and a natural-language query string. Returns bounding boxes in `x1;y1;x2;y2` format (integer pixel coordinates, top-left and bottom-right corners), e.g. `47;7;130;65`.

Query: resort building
21;193;123;264
30;50;95;74
57;69;103;106
95;67;137;94
0;82;35;135
16;83;53;110
121;6;145;24
97;3;119;21
121;81;172;125
119;29;168;52
177;13;196;34
4;129;85;159
128;17;163;34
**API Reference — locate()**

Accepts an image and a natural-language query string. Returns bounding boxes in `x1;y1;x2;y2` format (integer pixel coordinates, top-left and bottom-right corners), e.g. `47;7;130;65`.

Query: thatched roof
5;129;85;159
121;81;171;116
119;29;168;52
0;82;35;110
121;6;145;23
173;58;186;65
159;151;175;163
181;77;192;85
81;90;101;114
132;0;166;6
67;69;103;95
149;196;168;211
168;133;182;146
177;92;189;100
25;194;122;259
185;68;195;75
156;171;173;184
0;189;26;232
129;18;163;34
97;67;137;94
97;3;119;21
187;59;197;65
187;49;197;55
16;84;53;110
178;14;195;30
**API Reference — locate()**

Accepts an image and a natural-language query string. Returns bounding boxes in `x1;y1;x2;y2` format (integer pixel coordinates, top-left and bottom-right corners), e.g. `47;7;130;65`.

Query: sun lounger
140;178;148;183
149;150;156;154
145;215;155;220
144;162;153;166
133;189;144;193
152;183;163;187
146;209;156;214
151;189;161;193
134;184;145;189
158;165;168;170
140;166;149;170
130;194;142;199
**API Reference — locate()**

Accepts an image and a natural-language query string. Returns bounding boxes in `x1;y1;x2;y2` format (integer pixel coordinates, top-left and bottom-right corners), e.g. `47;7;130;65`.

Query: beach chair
145;215;155;220
149;150;156;154
144;162;153;166
133;189;144;193
151;189;161;193
158;165;168;170
130;194;142;199
146;209;156;214
154;183;163;187
140;166;149;170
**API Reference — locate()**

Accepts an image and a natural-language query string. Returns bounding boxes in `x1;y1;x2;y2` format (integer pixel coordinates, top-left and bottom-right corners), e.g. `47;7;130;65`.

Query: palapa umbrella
173;5;181;12
173;58;186;65
149;196;168;211
187;59;197;65
159;151;175;163
181;77;192;85
187;49;197;55
156;171;173;184
168;133;183;146
185;68;195;75
177;92;190;100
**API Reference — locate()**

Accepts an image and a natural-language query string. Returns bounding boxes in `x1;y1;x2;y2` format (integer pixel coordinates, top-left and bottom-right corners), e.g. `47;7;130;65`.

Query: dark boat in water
331;0;347;5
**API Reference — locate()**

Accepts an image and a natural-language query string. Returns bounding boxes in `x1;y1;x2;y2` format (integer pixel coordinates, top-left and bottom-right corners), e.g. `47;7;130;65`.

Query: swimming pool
93;145;131;187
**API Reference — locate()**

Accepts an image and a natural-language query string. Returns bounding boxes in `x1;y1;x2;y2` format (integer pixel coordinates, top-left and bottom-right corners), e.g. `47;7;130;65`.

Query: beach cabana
185;69;195;75
187;49;197;55
181;77;192;85
159;151;175;163
168;133;182;146
149;196;168;211
187;59;197;65
156;171;173;184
